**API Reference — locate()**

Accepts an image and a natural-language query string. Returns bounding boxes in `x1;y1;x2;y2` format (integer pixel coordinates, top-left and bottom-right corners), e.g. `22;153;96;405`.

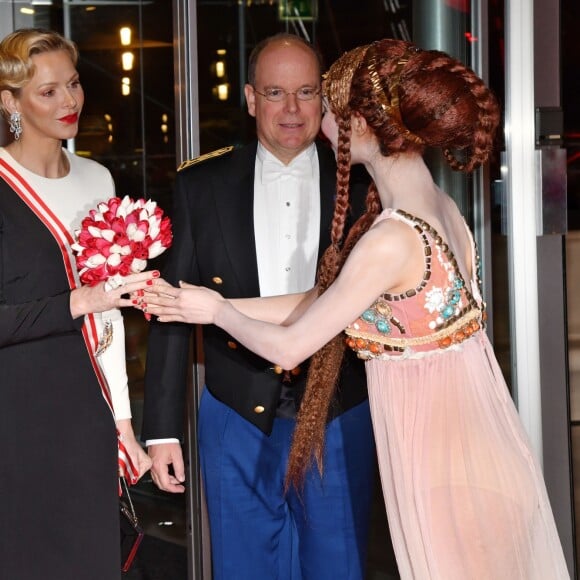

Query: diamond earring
9;111;22;140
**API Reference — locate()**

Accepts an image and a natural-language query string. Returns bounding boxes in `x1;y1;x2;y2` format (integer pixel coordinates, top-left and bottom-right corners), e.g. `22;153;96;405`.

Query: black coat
0;164;120;580
142;141;369;437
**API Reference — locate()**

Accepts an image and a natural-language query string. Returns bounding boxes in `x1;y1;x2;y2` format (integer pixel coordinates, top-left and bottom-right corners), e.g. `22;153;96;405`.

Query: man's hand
148;442;186;493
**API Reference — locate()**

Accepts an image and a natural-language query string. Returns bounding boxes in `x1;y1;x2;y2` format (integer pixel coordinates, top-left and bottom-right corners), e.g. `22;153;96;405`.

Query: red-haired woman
144;39;569;579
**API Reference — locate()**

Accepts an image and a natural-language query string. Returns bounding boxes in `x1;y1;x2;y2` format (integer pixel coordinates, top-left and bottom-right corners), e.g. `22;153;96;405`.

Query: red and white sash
0;158;138;487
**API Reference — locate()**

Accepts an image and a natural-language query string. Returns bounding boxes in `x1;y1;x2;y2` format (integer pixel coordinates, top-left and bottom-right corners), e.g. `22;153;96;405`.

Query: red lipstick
59;113;78;124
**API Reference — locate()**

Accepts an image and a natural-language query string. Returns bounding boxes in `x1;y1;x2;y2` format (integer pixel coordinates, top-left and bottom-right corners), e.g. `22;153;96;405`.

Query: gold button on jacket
253;405;265;414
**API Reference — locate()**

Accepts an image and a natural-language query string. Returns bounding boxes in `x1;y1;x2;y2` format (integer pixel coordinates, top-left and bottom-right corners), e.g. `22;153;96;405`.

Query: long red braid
285;38;499;490
285;114;381;490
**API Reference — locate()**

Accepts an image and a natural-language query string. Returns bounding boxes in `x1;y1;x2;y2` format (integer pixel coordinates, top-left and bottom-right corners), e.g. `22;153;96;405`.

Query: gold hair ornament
322;44;371;117
365;44;425;145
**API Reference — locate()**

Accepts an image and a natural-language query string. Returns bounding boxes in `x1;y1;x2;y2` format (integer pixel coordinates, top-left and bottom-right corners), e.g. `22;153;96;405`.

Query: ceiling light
122;51;134;71
120;27;132;46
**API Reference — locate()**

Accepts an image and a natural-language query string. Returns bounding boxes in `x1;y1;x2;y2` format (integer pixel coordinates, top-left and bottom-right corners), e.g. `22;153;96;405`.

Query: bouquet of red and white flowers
72;195;172;287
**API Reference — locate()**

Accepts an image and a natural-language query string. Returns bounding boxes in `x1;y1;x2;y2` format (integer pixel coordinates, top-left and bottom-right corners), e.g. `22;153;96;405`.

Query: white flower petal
144;199;157;214
126;223;137;239
133;229;146;242
148;240;164;258
110;243;131;256
86;254;107;267
148;222;160;240
101;229;115;242
130;258;147;273
88;225;104;238
106;253;122;267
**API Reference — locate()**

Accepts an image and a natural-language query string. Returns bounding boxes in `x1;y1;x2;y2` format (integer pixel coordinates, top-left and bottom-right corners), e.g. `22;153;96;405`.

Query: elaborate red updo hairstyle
285;39;500;490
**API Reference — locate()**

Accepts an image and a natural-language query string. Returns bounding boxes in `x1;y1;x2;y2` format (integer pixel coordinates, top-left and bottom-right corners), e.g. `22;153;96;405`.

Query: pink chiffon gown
345;209;569;579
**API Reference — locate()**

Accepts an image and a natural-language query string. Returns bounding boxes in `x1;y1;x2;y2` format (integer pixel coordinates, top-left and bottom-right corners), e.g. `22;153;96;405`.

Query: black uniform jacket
142;140;369;438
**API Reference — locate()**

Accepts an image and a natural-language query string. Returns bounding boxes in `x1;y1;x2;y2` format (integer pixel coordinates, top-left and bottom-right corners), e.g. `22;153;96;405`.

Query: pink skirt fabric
365;331;570;579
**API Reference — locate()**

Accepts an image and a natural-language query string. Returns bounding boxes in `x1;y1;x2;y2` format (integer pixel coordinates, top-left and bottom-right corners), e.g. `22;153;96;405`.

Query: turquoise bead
442;304;454;318
376;319;391;334
362;310;377;323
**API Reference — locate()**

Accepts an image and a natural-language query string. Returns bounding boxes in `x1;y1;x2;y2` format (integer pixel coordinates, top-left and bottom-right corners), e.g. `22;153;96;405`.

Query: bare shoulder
343;216;426;294
353;216;417;263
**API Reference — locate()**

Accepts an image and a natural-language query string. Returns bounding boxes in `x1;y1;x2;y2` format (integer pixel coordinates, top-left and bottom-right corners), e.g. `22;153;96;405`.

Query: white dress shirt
254;142;320;296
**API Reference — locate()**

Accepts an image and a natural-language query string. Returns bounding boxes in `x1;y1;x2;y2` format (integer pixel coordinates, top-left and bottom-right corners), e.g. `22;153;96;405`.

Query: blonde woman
0;28;153;579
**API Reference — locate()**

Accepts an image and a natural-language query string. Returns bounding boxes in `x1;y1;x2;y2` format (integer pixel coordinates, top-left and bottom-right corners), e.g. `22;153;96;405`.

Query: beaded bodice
345;209;485;359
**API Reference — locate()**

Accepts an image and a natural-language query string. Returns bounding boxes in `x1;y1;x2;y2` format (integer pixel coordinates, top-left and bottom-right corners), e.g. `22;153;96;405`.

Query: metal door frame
504;0;574;573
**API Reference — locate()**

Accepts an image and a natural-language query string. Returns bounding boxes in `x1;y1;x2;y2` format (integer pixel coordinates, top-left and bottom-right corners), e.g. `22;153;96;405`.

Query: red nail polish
138;290;144;296
132;299;138;305
144;313;151;321
147;279;153;286
153;270;160;278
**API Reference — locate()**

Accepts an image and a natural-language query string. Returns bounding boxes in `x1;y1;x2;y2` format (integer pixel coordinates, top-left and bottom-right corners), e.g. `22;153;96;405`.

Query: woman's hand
116;419;153;480
70;270;159;318
140;279;225;324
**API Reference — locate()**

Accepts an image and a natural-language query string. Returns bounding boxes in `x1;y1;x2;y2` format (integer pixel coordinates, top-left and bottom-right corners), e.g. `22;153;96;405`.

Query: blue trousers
198;388;376;580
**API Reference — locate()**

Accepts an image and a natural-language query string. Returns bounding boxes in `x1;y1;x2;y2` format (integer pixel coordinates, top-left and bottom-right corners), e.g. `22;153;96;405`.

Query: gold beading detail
323;44;371;117
345;209;487;359
365;45;425;145
345;307;481;350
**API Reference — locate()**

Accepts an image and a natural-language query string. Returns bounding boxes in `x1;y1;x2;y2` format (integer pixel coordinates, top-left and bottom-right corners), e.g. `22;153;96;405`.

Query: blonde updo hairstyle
285;39;500;490
0;28;78;119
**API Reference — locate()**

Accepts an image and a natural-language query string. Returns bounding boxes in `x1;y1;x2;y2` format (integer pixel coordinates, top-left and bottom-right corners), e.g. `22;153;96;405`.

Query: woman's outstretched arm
143;218;420;370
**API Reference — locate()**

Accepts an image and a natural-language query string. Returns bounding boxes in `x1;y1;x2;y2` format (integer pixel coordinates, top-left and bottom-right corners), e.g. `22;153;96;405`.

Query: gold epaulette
177;146;234;171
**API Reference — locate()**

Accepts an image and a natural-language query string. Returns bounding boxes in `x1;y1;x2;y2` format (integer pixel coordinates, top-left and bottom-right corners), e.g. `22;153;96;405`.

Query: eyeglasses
253;86;321;102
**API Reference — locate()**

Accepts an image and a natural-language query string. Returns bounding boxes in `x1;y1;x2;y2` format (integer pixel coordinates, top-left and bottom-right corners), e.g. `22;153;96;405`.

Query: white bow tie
261;155;312;184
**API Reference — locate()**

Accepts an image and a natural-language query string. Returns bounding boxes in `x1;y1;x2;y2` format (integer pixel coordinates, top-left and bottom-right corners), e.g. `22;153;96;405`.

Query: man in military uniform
143;33;375;580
